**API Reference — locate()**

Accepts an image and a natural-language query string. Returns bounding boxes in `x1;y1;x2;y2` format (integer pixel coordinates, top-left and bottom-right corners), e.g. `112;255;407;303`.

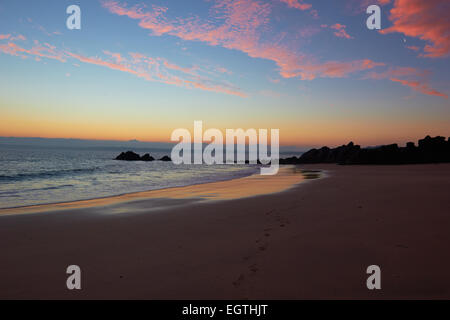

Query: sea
0;138;303;209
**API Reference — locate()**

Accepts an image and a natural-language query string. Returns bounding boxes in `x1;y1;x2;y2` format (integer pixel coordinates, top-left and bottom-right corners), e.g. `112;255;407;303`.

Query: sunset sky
0;0;449;147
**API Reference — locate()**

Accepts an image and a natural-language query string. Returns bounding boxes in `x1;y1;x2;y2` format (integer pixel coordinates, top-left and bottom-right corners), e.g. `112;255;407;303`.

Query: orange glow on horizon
2;110;449;148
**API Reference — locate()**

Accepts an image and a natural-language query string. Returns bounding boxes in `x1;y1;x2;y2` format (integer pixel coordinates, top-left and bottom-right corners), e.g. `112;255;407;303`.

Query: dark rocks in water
115;151;141;161
115;151;155;161
279;135;450;165
159;155;172;162
141;153;155;162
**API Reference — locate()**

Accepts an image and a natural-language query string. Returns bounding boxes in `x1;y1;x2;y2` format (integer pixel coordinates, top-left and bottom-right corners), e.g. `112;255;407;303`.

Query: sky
0;0;449;147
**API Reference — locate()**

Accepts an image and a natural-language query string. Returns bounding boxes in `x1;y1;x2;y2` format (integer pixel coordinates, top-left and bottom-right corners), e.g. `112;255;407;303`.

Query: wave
0;167;100;182
0;184;75;196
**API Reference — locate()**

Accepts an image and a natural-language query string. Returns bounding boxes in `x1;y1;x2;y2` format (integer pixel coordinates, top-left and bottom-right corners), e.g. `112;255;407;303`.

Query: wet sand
0;164;449;299
0;166;306;215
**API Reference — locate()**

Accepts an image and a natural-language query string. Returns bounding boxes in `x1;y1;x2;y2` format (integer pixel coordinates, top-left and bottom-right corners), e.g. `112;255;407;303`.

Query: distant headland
280;135;450;165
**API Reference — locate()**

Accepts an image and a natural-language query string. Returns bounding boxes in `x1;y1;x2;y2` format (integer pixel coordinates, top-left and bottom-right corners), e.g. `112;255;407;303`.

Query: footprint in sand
232;274;245;287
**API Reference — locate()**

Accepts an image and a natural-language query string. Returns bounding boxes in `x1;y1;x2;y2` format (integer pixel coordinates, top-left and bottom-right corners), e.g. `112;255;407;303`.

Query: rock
115;151;155;161
141;153;155;162
115;151;141;161
159;156;172;162
279;156;300;164
406;142;415;149
296;142;361;164
279;135;450;165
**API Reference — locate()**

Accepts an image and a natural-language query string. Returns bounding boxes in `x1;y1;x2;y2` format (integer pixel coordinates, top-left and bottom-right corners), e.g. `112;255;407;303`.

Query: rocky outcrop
115;151;142;161
280;136;450;165
114;151;157;161
141;154;155;162
159;156;172;162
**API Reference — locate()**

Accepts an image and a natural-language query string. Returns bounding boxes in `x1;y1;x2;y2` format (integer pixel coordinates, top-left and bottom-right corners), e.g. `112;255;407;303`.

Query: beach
0;164;449;299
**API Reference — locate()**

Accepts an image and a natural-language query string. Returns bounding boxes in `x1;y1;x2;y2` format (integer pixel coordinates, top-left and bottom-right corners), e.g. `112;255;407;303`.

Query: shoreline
1;163;449;299
0;165;311;216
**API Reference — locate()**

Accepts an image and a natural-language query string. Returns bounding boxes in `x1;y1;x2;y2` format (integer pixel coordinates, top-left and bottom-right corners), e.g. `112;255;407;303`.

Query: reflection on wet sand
0;166;320;215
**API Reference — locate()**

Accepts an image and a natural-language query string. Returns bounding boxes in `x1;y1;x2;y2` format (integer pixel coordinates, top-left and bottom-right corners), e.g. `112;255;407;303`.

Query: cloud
0;34;11;40
390;78;447;98
267;76;280;84
66;52;140;75
216;66;232;75
345;0;391;14
162;59;196;75
103;50;124;63
365;67;447;98
101;0;384;81
381;0;450;58
405;45;420;52
67;51;246;97
11;34;26;41
0;36;246;97
279;0;311;11
278;0;317;18
282;59;385;80
0;40;66;62
330;23;353;39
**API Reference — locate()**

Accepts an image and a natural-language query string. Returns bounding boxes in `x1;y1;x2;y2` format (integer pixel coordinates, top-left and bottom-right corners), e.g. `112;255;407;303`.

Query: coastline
0;164;449;299
0;165;309;216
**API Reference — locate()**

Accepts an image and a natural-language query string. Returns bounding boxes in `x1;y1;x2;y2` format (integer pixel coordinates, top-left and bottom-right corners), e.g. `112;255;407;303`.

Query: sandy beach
0;164;449;299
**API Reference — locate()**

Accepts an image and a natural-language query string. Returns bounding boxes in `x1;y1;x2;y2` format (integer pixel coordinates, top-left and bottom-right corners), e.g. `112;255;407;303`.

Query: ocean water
0;144;261;209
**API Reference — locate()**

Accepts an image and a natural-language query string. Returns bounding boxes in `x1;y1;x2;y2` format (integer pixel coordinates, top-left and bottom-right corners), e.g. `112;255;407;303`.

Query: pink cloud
0;36;246;97
0;42;26;57
67;51;245;96
279;0;311;11
283;59;385;80
162;60;196;75
279;0;318;18
267;77;280;84
101;0;383;81
381;0;450;58
183;79;246;97
216;66;232;75
405;45;420;52
0;34;11;40
330;23;353;39
103;50;125;63
297;26;321;38
365;67;447;98
390;78;447;98
66;52;139;75
0;40;66;62
11;34;26;41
